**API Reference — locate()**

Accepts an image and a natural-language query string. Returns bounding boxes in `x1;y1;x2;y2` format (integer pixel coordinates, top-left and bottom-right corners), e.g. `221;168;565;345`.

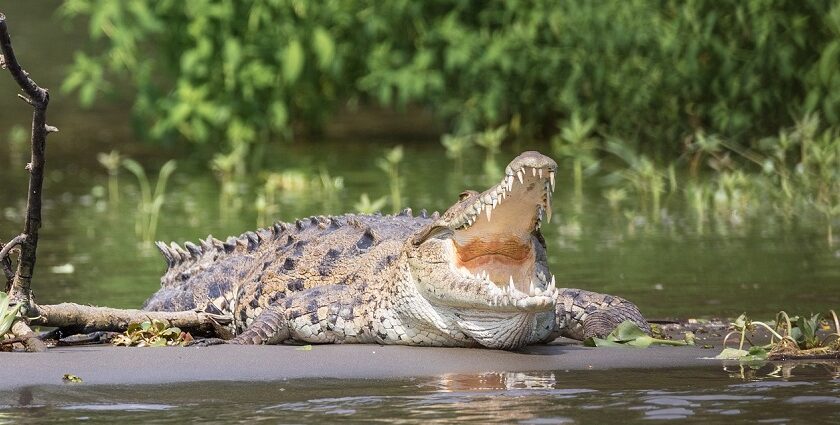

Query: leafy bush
61;0;840;157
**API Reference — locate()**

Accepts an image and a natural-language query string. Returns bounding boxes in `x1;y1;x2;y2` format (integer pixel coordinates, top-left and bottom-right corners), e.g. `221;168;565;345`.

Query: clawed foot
583;301;651;339
183;337;228;347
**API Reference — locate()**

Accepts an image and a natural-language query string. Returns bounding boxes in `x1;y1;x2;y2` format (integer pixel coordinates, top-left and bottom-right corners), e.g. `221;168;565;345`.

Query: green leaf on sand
62;374;83;383
584;320;695;348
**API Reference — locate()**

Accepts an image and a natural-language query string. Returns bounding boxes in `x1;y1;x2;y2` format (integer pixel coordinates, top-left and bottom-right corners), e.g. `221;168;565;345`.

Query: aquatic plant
112;319;193;347
606;140;665;223
96;150;122;206
376;146;404;213
211;144;248;221
551;112;599;203
716;311;840;361
122;159;177;244
441;132;473;172
354;193;387;215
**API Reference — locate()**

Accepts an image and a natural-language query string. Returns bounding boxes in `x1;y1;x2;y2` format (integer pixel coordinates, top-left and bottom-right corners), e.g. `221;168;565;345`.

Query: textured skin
143;152;650;349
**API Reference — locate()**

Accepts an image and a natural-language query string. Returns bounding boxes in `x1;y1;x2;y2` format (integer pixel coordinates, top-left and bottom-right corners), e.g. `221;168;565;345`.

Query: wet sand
0;339;724;390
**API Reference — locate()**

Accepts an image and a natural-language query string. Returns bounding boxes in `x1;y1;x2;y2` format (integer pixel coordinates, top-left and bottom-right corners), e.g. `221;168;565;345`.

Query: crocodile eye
459;190;477;201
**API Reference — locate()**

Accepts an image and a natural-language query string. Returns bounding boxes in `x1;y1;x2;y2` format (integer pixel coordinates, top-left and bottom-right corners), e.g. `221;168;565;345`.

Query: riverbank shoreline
1;339;726;390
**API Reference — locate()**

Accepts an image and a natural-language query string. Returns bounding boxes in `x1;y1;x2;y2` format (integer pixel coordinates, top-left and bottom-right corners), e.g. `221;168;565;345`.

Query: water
1;2;839;423
1;366;839;423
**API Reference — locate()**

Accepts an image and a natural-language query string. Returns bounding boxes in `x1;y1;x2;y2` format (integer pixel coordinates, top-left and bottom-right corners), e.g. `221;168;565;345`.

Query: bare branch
0;13;54;313
31;303;231;336
1;234;26;286
16;93;32;106
0;234;26;262
0;13;47;105
10;320;47;352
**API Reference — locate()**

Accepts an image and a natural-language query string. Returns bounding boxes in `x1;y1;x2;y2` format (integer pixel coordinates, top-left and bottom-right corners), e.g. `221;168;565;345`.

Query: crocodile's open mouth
447;158;557;310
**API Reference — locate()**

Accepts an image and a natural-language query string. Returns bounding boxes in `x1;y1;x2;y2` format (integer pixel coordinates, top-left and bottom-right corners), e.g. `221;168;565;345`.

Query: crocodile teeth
528;281;535;296
549;171;556;192
508;279;516;294
517;169;524;184
532;167;537;177
538;168;543;179
485;204;492;221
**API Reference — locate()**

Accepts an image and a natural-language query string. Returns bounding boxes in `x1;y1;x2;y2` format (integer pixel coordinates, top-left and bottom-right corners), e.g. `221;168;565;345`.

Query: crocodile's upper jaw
408;151;558;315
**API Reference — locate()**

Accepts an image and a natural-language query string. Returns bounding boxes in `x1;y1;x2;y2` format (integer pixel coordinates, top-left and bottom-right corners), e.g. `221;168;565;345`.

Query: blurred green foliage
60;0;840;157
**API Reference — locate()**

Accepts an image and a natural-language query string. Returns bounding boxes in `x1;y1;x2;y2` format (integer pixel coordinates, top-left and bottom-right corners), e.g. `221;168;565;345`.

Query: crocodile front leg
227;285;366;345
553;288;650;341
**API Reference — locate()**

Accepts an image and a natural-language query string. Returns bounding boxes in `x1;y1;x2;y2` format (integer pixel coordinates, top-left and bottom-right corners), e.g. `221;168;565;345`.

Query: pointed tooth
549;171;556;192
485;204;492;221
492;197;497;209
539;168;543;179
517;169;524;184
532;167;537;177
529;281;535;296
508;279;516;294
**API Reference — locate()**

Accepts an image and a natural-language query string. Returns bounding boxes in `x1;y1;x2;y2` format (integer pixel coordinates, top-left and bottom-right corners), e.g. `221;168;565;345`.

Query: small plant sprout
551;112;599;203
211;144;248;220
376;146;404;213
354;193;387;215
96;150;122;206
122;159;177;244
441;133;473;172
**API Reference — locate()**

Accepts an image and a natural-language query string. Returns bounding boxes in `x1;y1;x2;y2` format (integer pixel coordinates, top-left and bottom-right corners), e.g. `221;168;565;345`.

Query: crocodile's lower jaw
455;311;539;349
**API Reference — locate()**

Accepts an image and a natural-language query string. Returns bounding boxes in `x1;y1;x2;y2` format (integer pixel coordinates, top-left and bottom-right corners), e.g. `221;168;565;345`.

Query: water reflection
2;366;840;423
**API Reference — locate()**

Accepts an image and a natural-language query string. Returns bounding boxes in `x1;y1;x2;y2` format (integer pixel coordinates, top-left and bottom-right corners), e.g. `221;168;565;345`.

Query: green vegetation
376;146;404;213
57;1;839;247
584;320;695;348
112;319;193;347
716;311;840;361
121;159;177;244
96;150;122;206
59;1;840;156
0;291;22;338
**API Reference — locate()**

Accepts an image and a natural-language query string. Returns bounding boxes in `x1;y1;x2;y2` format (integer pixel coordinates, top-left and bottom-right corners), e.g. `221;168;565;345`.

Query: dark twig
1;234;26;287
0;13;57;317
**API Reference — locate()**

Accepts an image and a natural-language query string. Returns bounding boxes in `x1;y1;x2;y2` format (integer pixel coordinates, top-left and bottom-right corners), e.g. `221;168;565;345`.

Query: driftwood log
0;12;220;351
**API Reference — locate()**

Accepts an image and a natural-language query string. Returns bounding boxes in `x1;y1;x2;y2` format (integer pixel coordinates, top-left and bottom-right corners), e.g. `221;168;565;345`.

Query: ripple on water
518;417;574;424
644;407;695;420
785;396;840;405
60;403;175;411
730;381;814;390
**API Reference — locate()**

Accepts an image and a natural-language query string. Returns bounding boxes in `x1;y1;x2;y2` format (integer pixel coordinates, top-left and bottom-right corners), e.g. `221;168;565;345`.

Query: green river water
1;2;839;423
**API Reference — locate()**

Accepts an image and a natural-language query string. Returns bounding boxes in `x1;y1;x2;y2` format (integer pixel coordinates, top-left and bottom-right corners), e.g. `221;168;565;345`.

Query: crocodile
143;151;649;349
